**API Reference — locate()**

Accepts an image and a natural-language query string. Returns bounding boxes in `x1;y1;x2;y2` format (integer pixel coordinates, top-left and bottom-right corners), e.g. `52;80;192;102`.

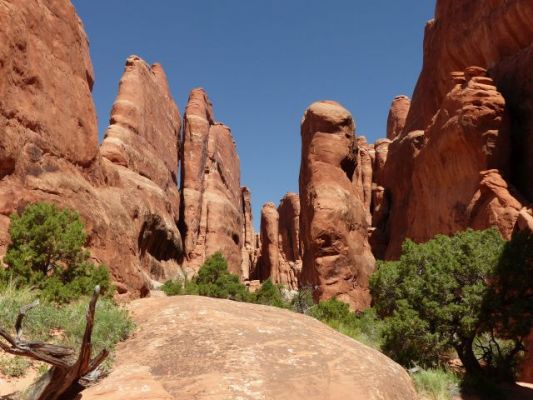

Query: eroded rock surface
81;296;417;400
299;101;375;310
397;68;520;256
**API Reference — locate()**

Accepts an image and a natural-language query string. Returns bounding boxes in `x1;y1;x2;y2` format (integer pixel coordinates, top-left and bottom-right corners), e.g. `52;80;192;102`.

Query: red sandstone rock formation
373;139;391;186
255;194;302;290
0;0;185;298
382;68;525;259
354;137;373;225
277;193;303;289
405;0;533;134
240;187;256;280
491;44;533;202
256;202;280;282
377;0;533;379
299;101;375;310
386;96;410;140
98;56;183;288
405;68;520;248
101;56;180;196
179;89;248;276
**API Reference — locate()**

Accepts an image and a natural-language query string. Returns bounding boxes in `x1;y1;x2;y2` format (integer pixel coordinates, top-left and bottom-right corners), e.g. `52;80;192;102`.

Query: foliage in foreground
411;368;460;400
0;285;133;377
1;202;113;303
307;297;384;349
162;252;254;302
370;228;533;380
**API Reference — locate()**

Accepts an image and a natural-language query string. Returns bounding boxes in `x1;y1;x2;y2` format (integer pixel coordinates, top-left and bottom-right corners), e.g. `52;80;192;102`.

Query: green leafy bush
254;279;288;308
1;202;113;303
308;298;384;349
194;252;253;302
161;278;183;296
161;253;253;302
370;228;532;380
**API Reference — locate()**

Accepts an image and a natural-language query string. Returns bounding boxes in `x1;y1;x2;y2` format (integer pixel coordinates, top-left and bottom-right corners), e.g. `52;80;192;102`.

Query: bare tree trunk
0;286;109;400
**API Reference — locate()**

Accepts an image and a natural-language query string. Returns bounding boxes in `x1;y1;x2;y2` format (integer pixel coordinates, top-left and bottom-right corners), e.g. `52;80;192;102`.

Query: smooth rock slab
82;296;416;400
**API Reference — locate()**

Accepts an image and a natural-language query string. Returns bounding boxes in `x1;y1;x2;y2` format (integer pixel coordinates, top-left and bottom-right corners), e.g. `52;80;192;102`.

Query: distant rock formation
353;137;373;225
240;187;257;280
299;101;375;310
179;88;251;276
255;194;301;290
386;96;410;140
81;296;418;400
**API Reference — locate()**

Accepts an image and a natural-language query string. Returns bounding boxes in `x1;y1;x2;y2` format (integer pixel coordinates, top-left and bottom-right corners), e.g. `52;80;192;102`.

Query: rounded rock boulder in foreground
82;296;417;400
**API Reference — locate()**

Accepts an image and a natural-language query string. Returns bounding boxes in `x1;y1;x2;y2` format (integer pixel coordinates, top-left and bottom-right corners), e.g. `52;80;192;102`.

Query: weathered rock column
299;101;375;310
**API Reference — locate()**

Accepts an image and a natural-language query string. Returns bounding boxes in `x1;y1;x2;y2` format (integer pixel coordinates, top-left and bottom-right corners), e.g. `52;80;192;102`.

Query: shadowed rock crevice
340;155;356;181
138;214;182;262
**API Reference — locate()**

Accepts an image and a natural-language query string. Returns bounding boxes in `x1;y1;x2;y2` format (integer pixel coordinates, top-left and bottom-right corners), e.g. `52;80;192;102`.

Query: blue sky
72;1;435;230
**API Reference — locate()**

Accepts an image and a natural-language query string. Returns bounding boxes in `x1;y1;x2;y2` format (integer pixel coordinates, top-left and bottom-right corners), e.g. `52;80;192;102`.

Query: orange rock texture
81;296;418;400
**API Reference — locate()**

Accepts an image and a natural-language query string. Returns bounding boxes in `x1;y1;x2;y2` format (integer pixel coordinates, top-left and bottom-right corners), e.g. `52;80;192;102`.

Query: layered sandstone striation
299;101;375;309
179;88;250;276
82;296;417;400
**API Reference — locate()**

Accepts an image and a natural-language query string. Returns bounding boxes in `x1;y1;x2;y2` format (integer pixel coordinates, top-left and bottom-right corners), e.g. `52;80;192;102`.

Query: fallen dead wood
0;286;108;400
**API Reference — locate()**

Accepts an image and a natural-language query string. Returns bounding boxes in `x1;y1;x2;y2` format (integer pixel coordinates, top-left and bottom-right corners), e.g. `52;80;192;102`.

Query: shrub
290;286;315;314
370;228;532;379
161;278;183;296
411;368;460;400
308;298;383;349
195;252;250;301
0;355;30;378
169;252;253;302
0;285;134;375
254;279;288;308
1;202;112;303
